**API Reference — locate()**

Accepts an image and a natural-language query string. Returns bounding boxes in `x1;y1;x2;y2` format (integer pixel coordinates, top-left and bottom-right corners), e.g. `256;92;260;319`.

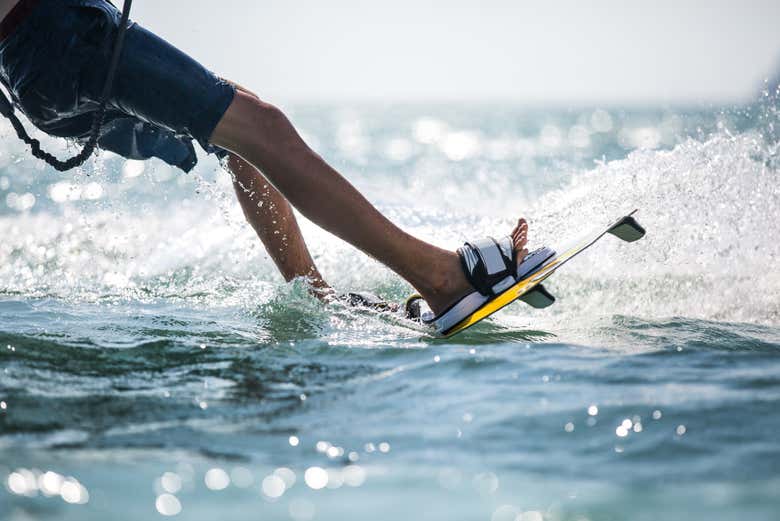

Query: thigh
105;16;235;152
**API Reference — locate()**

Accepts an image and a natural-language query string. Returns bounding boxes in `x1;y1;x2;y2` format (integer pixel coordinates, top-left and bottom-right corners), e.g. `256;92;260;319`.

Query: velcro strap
458;236;516;296
471;238;505;275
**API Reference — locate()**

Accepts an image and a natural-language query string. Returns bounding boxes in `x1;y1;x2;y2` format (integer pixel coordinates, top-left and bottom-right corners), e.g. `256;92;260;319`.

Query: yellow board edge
440;213;634;338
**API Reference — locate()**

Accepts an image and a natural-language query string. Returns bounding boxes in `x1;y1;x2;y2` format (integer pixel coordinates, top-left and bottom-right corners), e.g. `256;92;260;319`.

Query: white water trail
500;132;779;336
1;125;777;339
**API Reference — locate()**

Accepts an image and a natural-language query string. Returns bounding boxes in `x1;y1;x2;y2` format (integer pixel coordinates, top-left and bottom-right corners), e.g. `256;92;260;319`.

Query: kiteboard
406;210;646;337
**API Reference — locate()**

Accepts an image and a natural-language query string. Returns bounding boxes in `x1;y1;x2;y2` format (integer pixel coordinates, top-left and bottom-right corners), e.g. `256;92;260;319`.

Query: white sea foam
513;132;780;332
0;109;777;342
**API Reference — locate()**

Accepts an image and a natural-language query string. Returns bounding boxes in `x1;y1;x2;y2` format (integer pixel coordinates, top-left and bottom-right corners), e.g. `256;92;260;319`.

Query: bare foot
511;217;530;262
421;218;530;315
303;270;336;302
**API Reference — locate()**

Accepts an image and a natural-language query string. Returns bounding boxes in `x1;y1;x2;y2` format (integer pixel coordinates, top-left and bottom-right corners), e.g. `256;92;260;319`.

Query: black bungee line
0;0;133;171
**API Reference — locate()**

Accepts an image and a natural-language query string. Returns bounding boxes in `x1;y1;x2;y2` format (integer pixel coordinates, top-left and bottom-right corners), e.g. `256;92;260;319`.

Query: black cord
0;0;133;172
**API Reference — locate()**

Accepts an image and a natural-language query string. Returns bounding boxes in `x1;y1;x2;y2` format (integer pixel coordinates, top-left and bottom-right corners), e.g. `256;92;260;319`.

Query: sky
126;0;780;104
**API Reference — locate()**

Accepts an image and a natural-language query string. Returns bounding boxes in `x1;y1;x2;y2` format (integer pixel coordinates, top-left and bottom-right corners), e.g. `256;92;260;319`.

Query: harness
0;0;133;171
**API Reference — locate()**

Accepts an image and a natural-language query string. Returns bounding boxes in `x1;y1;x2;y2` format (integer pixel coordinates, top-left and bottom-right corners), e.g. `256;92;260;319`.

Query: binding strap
457;236;516;297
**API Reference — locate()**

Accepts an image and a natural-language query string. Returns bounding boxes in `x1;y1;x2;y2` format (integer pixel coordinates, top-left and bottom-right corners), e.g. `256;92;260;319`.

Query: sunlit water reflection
1;98;779;520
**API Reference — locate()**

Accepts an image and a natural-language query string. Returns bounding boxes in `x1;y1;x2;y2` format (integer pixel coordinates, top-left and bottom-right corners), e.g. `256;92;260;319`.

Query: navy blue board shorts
0;0;236;172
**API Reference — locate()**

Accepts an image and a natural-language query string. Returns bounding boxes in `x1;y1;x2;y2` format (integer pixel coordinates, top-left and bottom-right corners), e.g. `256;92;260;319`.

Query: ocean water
0;94;779;521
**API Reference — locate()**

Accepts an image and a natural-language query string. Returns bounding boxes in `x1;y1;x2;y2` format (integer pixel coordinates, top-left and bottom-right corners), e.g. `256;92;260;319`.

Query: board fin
519;284;556;309
607;212;645;243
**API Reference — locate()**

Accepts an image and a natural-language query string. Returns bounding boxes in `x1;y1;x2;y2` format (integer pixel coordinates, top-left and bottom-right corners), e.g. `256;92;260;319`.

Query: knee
214;89;298;154
244;95;289;134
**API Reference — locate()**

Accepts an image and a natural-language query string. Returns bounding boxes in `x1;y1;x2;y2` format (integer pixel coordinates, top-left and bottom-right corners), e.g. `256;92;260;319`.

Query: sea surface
0;93;779;520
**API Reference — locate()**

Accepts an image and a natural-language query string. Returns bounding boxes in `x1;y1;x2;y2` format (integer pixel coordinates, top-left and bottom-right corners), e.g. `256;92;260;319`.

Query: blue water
1;96;779;520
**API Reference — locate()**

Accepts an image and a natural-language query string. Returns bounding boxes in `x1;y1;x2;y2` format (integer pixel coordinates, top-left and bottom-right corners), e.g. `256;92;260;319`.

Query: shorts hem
193;81;236;155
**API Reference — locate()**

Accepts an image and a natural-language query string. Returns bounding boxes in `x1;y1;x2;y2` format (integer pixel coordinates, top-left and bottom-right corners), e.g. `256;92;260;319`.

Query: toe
512;219;528;248
511;219;526;237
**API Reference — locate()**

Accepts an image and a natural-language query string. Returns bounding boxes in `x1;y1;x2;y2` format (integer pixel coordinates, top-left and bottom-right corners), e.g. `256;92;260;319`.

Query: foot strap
343;291;393;312
457;236;516;297
407;243;556;335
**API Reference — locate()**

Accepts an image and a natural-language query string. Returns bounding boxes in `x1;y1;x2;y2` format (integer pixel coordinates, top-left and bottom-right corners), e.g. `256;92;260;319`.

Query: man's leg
210;91;528;315
221;84;330;294
227;153;330;293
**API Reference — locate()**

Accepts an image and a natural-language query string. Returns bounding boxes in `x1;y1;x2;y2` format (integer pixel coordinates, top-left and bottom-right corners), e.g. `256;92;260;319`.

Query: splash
0;106;778;342
503;131;779;334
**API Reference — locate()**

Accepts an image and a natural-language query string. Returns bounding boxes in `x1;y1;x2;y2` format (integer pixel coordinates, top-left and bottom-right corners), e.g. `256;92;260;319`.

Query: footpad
516;246;556;280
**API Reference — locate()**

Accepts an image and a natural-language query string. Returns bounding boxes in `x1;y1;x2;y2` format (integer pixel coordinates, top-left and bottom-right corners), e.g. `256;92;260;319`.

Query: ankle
418;253;472;309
